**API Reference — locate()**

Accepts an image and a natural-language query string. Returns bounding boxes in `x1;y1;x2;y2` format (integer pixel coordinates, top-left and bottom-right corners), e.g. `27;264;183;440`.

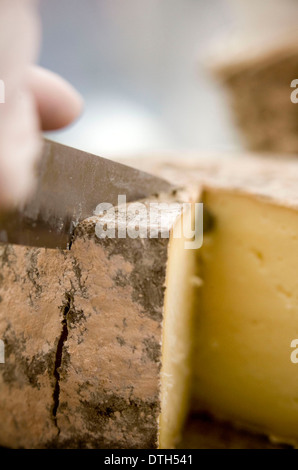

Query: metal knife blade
0;140;174;249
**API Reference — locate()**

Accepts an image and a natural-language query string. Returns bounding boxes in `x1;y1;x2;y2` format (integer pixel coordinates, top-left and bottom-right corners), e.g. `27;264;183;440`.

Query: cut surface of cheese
159;205;197;449
193;188;298;445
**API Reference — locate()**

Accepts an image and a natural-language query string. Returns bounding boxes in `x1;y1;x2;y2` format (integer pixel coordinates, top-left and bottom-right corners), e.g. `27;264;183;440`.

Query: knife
0;140;174;249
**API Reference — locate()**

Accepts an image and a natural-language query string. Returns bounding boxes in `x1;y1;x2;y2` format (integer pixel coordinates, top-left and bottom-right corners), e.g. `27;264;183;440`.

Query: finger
0;0;41;209
0;89;41;208
27;66;83;131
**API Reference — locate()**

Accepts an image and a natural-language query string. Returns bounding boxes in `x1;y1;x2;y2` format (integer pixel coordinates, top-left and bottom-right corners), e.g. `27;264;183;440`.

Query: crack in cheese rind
193;188;298;445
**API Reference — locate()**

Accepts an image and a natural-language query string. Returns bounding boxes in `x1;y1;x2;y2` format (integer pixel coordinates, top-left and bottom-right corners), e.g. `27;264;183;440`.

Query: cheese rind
55;211;172;449
0;245;69;447
0;198;184;448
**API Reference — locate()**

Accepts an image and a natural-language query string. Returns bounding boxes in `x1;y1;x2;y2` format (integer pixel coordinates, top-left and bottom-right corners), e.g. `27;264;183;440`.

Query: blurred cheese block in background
207;33;298;154
206;0;298;154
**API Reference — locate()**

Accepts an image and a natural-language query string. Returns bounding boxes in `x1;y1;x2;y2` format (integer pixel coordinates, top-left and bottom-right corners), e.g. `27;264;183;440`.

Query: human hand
0;0;83;208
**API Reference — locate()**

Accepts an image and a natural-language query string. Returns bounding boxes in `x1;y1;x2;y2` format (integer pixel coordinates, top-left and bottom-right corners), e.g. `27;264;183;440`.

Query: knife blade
0;140;174;249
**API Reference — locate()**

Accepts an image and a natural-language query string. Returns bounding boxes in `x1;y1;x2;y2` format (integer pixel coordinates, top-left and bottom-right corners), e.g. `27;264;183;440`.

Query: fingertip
27;66;84;131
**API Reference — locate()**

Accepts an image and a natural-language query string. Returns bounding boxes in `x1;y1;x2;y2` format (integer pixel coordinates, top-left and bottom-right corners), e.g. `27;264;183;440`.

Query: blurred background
39;0;298;159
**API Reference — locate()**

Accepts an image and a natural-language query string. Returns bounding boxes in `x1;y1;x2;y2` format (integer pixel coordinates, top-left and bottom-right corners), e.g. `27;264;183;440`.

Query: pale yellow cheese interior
193;189;298;445
160;187;298;447
159;206;197;449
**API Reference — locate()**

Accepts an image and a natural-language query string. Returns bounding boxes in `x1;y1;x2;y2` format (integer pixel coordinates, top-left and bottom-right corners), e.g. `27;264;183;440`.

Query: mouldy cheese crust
0;194;193;449
0;245;68;448
126;153;298;210
53;225;166;449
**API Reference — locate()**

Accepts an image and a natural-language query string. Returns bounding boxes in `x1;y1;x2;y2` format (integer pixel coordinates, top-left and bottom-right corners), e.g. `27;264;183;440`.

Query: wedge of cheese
1;153;298;448
0;193;196;449
129;153;298;447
